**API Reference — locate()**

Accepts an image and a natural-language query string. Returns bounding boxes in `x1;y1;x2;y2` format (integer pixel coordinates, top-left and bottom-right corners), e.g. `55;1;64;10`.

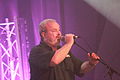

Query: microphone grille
74;36;79;39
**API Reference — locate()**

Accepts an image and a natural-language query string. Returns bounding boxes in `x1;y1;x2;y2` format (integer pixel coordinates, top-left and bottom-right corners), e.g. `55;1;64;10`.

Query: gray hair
39;19;56;33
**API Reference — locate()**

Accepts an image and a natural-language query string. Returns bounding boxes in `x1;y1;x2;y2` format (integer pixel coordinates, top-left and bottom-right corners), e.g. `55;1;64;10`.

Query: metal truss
0;18;24;80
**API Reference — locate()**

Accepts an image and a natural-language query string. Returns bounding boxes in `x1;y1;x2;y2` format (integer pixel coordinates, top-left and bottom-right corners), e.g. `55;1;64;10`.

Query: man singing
29;19;100;80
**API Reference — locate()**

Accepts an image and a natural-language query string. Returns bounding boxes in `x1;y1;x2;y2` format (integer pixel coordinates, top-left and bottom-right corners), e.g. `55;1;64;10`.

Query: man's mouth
56;36;61;40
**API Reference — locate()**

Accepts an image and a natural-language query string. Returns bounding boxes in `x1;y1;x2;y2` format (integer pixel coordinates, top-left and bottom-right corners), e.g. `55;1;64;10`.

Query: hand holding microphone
61;34;79;45
61;34;79;40
61;34;79;44
61;34;100;66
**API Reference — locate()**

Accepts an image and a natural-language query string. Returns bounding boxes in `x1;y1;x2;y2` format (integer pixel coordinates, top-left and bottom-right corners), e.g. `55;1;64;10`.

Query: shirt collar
40;41;61;50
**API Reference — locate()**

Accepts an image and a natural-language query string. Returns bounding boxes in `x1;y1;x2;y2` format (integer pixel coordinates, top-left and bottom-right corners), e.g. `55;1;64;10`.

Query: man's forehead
46;22;60;29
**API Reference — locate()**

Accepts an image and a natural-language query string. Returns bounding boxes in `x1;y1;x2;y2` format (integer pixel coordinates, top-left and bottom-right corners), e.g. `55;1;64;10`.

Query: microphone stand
74;41;120;80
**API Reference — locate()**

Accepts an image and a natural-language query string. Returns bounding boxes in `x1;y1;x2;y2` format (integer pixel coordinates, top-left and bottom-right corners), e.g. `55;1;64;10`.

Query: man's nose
58;31;61;36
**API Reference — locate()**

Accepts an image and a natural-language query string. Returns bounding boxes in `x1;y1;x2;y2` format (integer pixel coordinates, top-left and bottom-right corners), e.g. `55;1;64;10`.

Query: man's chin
48;39;60;46
53;41;60;46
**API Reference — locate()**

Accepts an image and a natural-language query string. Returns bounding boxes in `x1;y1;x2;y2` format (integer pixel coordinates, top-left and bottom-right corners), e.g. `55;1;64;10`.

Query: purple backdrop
0;0;120;80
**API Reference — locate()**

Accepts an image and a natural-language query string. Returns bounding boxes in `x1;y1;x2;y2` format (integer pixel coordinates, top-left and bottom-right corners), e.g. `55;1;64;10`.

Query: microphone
60;35;79;41
73;35;79;39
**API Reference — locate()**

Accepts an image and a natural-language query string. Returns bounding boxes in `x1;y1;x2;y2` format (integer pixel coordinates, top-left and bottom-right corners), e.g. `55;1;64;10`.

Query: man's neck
46;42;57;51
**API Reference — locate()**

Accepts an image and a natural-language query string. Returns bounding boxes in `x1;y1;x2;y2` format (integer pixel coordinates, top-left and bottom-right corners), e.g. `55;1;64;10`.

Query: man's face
43;21;61;46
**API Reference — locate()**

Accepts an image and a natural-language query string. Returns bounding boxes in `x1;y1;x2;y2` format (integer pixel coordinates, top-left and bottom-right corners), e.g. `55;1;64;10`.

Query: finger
92;54;100;60
92;53;100;59
88;53;91;57
88;53;90;56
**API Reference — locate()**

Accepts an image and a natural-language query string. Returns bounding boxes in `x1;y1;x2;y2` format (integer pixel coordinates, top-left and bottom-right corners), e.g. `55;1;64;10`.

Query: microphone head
73;35;80;39
60;35;79;41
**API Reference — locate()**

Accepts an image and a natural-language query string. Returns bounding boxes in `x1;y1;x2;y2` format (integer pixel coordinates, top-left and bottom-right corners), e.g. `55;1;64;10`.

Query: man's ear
41;32;45;38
